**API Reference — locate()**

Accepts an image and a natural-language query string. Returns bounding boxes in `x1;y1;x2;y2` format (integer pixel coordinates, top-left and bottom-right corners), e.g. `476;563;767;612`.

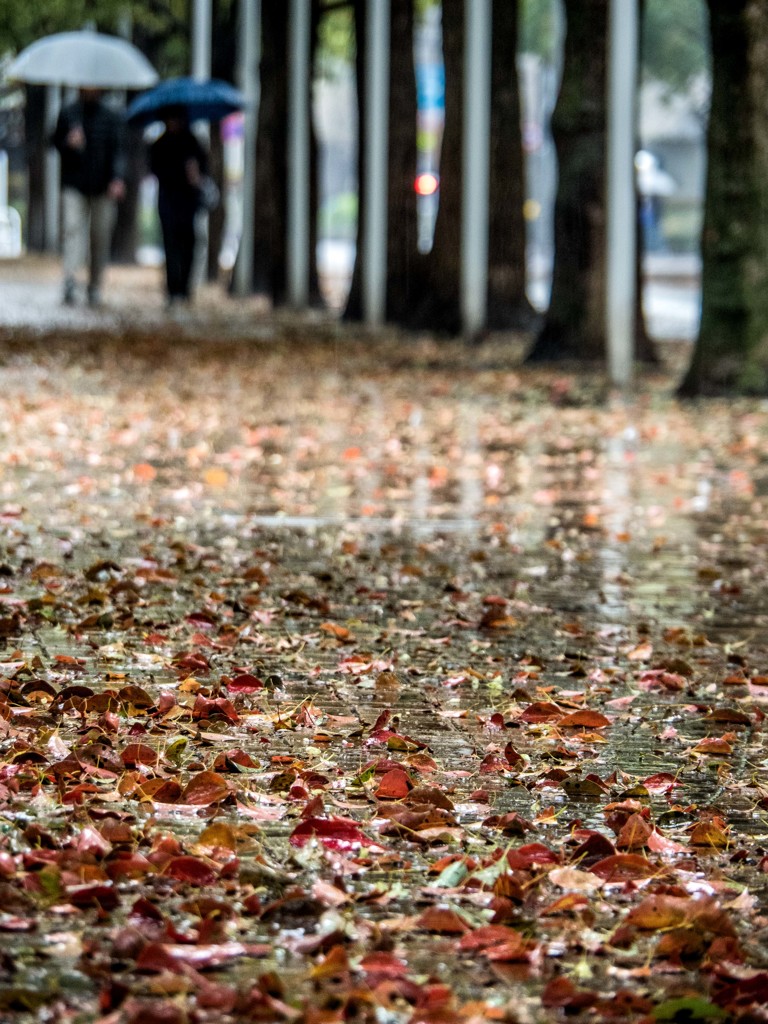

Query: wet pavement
0;260;766;1024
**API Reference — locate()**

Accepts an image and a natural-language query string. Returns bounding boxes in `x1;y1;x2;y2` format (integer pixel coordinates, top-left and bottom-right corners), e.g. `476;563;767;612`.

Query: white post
192;0;212;82
363;0;390;326
0;151;8;206
606;0;638;388
287;0;311;309
461;0;491;338
234;0;261;296
191;0;212;288
44;85;61;252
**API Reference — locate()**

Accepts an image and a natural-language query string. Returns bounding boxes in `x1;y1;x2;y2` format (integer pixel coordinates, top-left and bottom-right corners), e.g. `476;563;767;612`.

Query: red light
415;172;439;196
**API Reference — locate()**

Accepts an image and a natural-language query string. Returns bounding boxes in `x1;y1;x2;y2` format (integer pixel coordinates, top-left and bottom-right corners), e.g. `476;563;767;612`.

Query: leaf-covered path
0;330;766;1024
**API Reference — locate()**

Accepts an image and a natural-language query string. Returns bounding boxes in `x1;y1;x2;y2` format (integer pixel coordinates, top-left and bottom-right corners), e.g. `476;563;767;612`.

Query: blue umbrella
126;76;245;126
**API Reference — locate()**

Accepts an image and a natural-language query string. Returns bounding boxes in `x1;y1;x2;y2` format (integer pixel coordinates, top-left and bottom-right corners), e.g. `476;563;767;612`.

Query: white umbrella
7;30;158;89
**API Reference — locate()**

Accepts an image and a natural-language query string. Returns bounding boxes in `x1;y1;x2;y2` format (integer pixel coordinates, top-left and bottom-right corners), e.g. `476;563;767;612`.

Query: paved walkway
0;251;701;340
0;253;273;335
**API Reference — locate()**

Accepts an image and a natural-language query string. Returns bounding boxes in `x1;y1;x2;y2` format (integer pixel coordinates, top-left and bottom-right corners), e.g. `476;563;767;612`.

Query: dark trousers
158;198;197;299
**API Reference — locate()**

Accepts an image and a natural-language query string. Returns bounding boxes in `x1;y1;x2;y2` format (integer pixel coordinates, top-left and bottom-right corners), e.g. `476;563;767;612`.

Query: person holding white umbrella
51;88;127;307
8;29;158;308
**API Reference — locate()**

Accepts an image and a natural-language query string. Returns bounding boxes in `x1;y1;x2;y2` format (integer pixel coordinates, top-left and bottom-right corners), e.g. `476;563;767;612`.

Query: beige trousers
61;187;116;293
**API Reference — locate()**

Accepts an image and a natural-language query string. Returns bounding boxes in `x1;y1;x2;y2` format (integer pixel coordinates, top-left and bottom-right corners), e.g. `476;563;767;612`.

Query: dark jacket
149;128;208;217
52;99;127;196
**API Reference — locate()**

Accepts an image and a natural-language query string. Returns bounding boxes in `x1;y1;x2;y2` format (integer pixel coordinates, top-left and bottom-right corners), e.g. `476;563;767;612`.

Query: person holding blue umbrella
148;106;209;308
127;78;244;309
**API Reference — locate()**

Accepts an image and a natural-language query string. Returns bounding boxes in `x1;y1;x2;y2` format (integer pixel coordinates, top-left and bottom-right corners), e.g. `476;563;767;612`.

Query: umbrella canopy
126;77;246;126
8;30;158;89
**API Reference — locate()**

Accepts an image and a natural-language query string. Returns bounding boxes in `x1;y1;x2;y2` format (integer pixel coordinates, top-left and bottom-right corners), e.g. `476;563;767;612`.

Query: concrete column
606;0;639;388
287;0;311;309
461;0;491;338
234;0;261;296
362;0;390;326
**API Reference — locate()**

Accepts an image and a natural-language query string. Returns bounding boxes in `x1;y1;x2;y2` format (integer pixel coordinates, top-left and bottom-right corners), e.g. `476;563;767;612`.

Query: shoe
63;279;76;306
87;287;103;309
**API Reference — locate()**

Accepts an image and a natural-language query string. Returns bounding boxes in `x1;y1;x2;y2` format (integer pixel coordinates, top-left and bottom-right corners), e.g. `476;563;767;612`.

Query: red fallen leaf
479;753;510;773
62;782;100;805
120;743;159;768
173;651;210;675
542;977;598;1010
689;819;730;847
710;707;752;725
627;641;653;661
375;768;412;800
359;951;408;978
192;694;240;724
647;829;689;855
539;893;590;916
604;800;648;835
180;770;231;806
370;709;392;733
591;853;660;881
569;830;617;865
66;883;119;911
616;813;654;850
504;743;524;767
416;907;470;934
226;673;264;693
625;895;735;935
289;816;370;850
212;748;259;772
558;710;612;729
135;941;271;972
137;778;182;803
641;772;681;794
54;654;86;667
406;785;454;810
518;701;562;723
310;944;349;979
117;685;155;709
106;852;156;880
165;855;219;886
506;842;560;869
482;812;536;836
458;925;524;952
692;736;734;756
320;621;352;640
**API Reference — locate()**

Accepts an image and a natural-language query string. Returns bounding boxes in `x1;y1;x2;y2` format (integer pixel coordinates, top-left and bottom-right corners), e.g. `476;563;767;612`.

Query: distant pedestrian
51;88;126;308
149;107;208;308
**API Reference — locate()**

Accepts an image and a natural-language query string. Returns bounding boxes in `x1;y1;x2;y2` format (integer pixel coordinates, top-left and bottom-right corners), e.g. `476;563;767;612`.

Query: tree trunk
634;0;658;364
409;0;463;333
343;0;366;321
487;0;537;331
111;123;144;264
250;0;289;302
678;0;768;396
526;0;609;362
385;0;423;324
308;0;324;307
24;85;47;253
